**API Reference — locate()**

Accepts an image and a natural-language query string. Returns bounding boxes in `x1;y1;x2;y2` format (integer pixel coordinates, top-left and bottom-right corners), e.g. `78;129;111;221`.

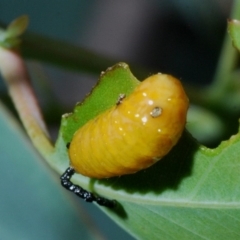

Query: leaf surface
0;101;104;240
54;63;240;239
228;19;240;50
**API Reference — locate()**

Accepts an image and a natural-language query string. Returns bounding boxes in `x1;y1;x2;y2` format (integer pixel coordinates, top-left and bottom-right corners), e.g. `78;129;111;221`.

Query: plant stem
20;32;147;78
0;47;54;159
21;32;117;75
210;0;240;96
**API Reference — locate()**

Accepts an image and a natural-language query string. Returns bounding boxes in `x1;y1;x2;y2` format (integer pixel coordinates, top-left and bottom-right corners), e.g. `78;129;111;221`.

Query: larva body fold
69;74;189;178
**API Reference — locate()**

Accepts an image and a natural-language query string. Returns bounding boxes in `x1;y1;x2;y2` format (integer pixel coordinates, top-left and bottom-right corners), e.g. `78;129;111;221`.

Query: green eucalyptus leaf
0;29;6;41
0;101;104;240
0;15;28;48
228;19;240;51
54;63;240;239
0;38;21;48
186;105;224;144
59;62;139;145
6;15;29;38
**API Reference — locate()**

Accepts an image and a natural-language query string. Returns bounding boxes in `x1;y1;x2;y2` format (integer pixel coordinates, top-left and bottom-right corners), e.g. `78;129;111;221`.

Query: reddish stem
0;47;54;156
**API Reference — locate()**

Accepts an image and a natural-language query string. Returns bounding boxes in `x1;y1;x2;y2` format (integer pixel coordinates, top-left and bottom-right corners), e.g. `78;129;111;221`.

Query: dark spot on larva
150;107;162;118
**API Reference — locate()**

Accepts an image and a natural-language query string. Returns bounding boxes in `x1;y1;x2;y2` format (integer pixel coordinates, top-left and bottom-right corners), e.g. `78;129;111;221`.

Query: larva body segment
69;74;189;179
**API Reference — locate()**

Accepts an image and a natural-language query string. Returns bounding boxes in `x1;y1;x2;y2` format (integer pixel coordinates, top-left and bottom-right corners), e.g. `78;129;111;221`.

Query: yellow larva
68;73;189;179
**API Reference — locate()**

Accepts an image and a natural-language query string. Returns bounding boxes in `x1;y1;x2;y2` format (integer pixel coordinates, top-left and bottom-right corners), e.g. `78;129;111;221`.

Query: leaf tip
0;15;29;49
